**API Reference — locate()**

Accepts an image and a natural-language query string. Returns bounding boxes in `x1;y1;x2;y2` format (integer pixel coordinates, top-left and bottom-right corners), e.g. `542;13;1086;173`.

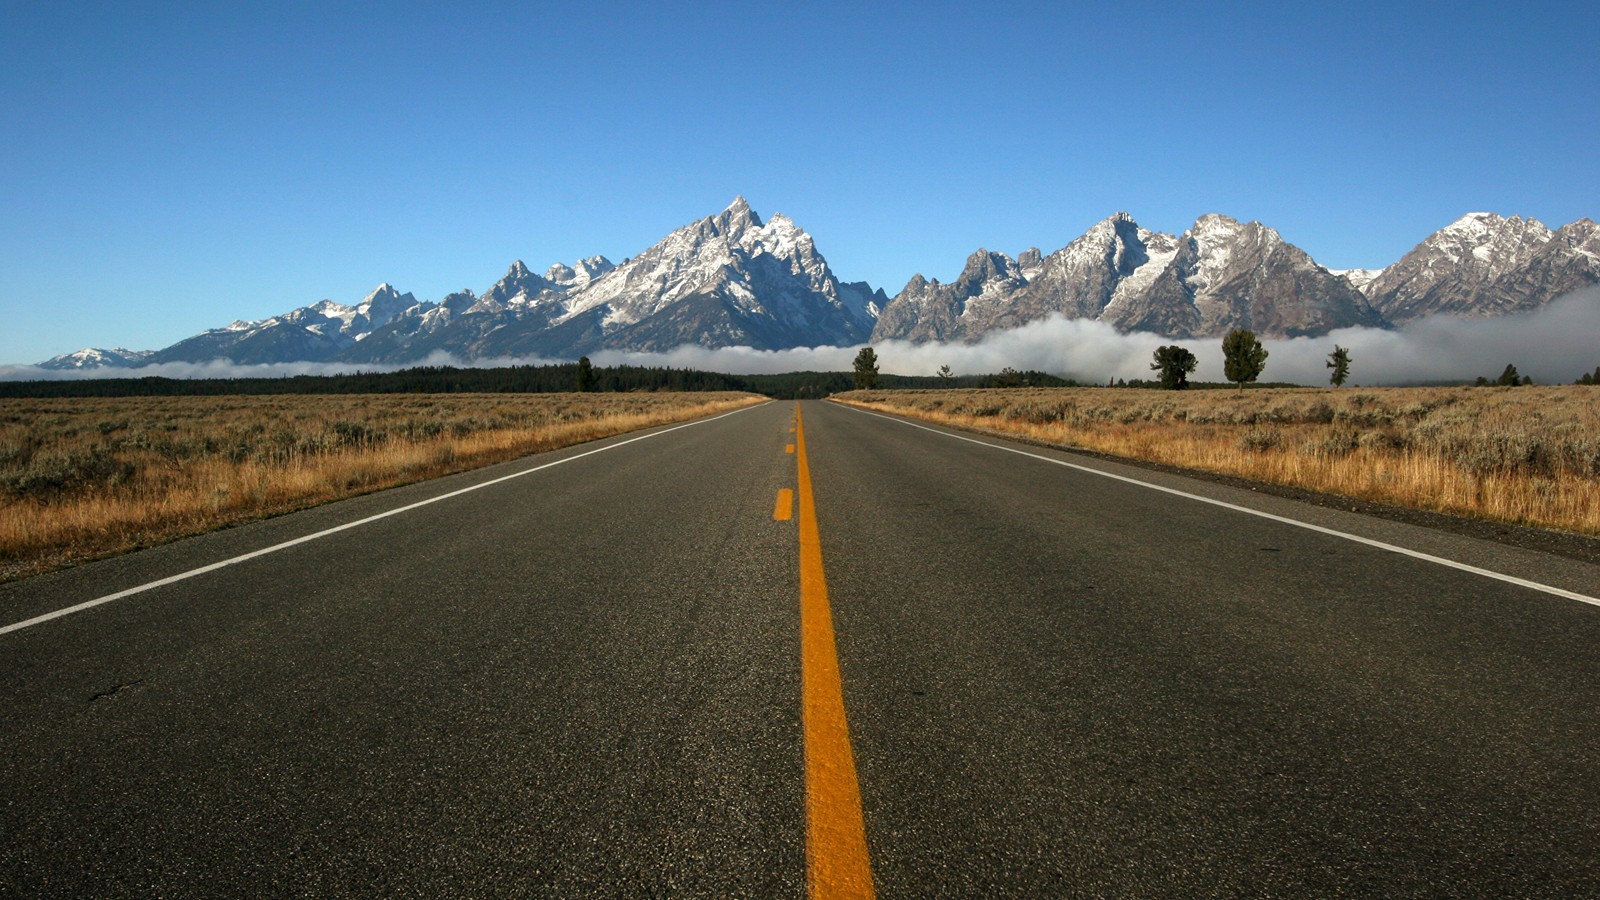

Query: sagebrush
0;392;761;581
836;386;1600;536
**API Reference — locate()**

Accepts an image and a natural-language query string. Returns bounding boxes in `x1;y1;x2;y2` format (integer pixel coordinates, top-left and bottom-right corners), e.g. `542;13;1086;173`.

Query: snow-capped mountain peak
348;283;411;322
35;200;1596;369
544;255;616;288
1427;213;1552;268
36;347;156;370
1363;211;1590;320
478;261;556;311
871;210;1375;343
713;195;763;235
1332;268;1385;293
1553;218;1600;263
954;249;1025;295
1017;247;1044;280
747;212;799;250
463;197;875;352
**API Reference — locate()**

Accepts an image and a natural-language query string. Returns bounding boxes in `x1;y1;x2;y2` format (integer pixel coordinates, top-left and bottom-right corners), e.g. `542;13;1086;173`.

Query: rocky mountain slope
1363;213;1600;321
178;198;880;367
36;347;156;370
870;213;1387;342
145;284;419;365
36;203;1599;368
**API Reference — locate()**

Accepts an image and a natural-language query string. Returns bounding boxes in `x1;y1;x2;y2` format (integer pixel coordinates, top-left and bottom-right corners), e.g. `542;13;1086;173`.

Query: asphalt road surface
3;399;1598;896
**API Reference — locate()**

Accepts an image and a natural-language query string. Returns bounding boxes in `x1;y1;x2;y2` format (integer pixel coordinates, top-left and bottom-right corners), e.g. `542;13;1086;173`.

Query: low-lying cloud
6;287;1597;386
596;286;1600;386
0;353;566;383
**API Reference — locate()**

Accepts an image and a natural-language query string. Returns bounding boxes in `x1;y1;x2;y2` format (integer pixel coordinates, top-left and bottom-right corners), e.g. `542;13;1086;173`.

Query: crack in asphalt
88;678;144;703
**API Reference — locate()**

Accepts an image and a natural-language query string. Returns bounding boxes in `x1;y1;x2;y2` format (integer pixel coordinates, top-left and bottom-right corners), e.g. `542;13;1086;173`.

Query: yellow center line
794;402;876;899
774;488;795;521
786;443;796;454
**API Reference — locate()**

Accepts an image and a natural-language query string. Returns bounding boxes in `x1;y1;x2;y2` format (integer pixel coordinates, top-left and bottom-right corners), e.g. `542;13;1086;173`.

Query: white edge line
0;402;769;637
839;403;1600;609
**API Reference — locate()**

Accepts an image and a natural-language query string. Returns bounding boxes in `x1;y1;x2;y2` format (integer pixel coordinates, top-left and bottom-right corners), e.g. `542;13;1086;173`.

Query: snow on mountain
1364;213;1600;321
1017;247;1045;281
36;347;156;370
142;283;424;366
873;212;1381;341
1144;215;1382;337
1102;231;1179;319
339;197;881;362
1331;268;1384;292
459;262;558;319
270;283;417;342
1185;214;1254;293
357;283;418;331
870;250;1031;343
544;256;616;289
1021;212;1171;322
507;196;876;354
42;201;1596;368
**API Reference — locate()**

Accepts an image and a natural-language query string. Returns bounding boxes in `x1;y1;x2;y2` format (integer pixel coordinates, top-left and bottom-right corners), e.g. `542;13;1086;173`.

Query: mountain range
37;199;1600;369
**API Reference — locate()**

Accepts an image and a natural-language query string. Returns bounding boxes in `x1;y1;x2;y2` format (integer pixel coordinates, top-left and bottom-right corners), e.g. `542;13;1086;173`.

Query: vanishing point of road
3;399;1598;896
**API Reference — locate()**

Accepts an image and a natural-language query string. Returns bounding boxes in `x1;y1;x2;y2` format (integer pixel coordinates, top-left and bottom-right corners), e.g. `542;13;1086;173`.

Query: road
3;398;1599;896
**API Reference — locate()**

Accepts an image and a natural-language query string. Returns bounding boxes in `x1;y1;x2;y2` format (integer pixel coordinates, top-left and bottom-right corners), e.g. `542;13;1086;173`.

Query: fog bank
4;287;1596;385
0;352;563;383
610;287;1600;386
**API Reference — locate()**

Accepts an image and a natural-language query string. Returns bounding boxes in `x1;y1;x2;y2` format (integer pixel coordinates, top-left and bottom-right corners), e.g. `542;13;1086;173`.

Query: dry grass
835;386;1600;536
0;392;761;581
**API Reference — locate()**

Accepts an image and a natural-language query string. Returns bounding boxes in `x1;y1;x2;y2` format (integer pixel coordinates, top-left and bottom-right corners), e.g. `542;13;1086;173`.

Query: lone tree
1496;363;1522;386
853;346;880;389
1222;328;1268;392
575;355;595;392
1327;344;1351;387
936;364;954;381
1150;345;1198;390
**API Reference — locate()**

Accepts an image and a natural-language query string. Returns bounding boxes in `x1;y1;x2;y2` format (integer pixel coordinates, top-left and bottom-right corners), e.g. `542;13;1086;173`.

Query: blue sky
2;1;1595;364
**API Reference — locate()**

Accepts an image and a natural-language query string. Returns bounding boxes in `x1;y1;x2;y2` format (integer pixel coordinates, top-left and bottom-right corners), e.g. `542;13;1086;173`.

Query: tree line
0;363;747;398
0;359;1079;401
6;347;1592;400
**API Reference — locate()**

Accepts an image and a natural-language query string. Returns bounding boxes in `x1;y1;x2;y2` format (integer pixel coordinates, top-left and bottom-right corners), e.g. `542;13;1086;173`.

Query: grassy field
835;386;1600;537
0;392;762;581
